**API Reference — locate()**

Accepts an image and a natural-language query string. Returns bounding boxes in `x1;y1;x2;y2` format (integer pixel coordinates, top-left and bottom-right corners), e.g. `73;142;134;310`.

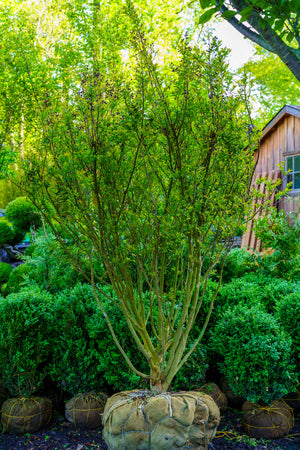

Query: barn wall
254;114;300;215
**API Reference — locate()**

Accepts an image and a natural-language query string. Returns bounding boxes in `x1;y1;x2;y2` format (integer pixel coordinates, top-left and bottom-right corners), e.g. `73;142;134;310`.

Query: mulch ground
0;409;300;449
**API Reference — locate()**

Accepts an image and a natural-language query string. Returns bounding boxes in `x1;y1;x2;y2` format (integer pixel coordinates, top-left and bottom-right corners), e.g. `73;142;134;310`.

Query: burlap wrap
242;400;294;439
1;397;52;434
198;383;227;413
102;390;220;450
65;392;108;428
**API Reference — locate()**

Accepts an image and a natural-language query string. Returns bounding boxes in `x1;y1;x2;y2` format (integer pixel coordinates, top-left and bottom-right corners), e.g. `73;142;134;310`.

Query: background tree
243;48;300;128
196;0;300;82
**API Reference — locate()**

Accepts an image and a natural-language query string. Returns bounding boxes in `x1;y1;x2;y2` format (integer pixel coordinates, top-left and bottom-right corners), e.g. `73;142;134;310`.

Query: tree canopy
197;0;300;82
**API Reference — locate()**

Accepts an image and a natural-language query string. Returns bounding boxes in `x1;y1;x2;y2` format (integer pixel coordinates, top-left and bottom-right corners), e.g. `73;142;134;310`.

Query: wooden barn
242;104;300;251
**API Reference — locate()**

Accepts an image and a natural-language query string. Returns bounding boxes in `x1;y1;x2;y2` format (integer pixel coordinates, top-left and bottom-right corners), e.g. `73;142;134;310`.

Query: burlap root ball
65;392;108;428
1;397;52;435
198;383;227;413
102;390;220;450
242;400;294;439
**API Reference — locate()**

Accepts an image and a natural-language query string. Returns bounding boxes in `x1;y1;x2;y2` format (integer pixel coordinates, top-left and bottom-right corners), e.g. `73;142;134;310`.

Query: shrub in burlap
65;392;108;428
242;400;293;439
199;383;227;413
1;397;52;434
220;376;244;407
282;389;300;412
102;390;220;450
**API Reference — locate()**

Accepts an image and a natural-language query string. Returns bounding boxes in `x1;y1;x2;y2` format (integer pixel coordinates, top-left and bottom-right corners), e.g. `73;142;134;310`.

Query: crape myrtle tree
20;9;257;393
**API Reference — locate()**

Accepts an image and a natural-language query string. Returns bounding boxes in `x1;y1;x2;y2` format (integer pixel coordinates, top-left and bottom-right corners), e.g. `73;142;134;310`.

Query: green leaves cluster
196;0;300;82
211;303;298;404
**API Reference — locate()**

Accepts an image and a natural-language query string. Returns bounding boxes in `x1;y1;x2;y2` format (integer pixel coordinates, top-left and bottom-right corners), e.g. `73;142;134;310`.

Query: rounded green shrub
0;287;55;397
276;292;300;364
0;262;13;284
49;283;147;395
7;263;35;293
5;197;41;233
0;221;14;246
222;248;256;282
211;304;297;404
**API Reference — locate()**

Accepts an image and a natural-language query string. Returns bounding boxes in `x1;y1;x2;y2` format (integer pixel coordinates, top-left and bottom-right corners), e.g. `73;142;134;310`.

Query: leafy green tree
196;0;300;82
21;15;257;393
243;48;300;127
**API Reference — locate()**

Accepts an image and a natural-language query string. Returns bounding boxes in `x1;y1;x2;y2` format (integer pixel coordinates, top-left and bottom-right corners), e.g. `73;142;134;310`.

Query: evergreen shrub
0;221;14;246
7;263;34;293
276;292;300;364
221;248;256;282
0;287;55;396
211;304;297;404
5;197;41;233
0;262;12;284
49;283;146;395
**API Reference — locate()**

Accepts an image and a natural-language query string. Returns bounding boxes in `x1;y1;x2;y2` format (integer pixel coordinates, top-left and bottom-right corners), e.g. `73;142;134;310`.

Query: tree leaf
197;7;218;24
239;6;254;23
222;10;237;19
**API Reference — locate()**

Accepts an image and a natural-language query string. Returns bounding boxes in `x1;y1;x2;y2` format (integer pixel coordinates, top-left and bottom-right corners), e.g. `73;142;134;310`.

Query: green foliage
21;28;256;392
49;283;146;394
221;248;256;282
0;287;55;397
254;208;300;280
0;220;14;246
211;304;298;404
5;197;41;233
243;48;300;129
196;0;300;82
276;292;300;365
7;263;35;293
0;262;12;284
170;344;208;391
22;230;86;294
217;274;300;313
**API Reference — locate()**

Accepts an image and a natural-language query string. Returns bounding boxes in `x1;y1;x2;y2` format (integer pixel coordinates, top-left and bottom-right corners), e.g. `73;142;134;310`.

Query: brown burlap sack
220;376;244;406
65;392;108;428
1;397;52;435
102;390;220;450
242;400;294;439
282;389;300;412
199;383;227;413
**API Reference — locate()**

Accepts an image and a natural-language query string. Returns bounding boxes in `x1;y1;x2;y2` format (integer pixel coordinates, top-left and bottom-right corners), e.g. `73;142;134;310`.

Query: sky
212;20;256;70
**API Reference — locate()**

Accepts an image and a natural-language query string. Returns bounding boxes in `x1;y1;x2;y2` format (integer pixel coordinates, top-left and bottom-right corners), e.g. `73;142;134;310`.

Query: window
286;155;300;190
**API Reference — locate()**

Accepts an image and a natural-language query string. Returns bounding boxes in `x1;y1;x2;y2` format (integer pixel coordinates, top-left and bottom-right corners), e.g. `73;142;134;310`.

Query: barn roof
261;105;300;140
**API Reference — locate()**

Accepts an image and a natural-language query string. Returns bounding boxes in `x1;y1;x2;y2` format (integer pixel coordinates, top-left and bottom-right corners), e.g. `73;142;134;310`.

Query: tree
2;0;259;393
243;48;300;128
197;0;300;82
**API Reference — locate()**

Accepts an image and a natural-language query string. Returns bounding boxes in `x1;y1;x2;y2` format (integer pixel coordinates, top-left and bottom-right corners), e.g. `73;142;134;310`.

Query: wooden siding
241;170;281;252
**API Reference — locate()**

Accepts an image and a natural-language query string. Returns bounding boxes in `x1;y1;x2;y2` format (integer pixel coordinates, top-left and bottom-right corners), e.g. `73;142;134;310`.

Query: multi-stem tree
20;16;257;392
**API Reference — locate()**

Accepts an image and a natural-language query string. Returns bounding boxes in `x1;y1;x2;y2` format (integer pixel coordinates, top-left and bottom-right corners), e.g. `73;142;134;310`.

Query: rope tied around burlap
1;397;52;434
102;390;220;449
242;400;294;439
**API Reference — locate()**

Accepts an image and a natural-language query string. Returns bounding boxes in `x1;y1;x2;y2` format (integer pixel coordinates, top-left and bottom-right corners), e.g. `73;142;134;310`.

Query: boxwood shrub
49;283;147;395
0;287;55;397
276;292;300;365
210;303;298;404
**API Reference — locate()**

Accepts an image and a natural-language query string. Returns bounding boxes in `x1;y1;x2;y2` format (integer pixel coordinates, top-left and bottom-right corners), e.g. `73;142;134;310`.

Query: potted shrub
0;288;54;434
211;303;298;439
20;7;269;448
